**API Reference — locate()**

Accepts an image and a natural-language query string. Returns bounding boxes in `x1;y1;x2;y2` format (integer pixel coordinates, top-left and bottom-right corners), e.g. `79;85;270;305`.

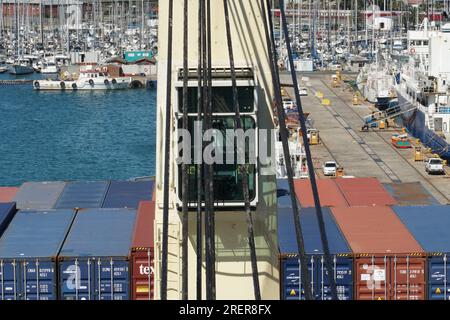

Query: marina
0;0;450;305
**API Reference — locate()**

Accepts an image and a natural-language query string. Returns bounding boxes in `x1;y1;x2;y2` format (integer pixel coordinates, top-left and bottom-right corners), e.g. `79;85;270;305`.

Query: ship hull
9;65;34;75
396;92;450;160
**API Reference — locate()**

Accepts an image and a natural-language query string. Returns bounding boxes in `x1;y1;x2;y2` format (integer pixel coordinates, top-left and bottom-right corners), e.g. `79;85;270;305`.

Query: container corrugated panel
0;187;19;202
131;201;155;300
13;182;66;210
0;209;75;300
331;206;426;300
293;179;349;208
335;178;397;207
0;203;16;238
54;181;110;209
277;179;296;208
393;205;450;300
383;182;440;206
58;208;136;300
278;207;353;300
102;181;154;209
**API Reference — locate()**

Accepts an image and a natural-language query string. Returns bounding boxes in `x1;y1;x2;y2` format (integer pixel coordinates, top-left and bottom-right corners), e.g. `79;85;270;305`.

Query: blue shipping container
13;182;66;209
277;179;296;208
54;181;110;209
58;208;136;300
0;202;16;238
278;207;353;300
102;181;154;209
393;205;450;300
0;209;76;300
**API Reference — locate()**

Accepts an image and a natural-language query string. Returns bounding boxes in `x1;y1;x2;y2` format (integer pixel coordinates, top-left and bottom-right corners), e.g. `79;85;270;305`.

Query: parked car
323;161;339;176
298;86;308;96
425;158;445;175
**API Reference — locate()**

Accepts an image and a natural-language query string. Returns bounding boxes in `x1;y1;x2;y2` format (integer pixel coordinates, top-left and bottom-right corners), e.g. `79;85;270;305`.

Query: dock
280;72;450;205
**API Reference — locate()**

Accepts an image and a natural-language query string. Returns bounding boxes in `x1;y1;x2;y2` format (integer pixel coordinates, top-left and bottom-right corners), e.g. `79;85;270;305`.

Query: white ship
33;69;132;91
395;20;450;160
356;60;396;109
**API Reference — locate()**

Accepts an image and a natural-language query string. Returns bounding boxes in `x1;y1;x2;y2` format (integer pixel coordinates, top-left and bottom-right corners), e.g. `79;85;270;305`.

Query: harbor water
0;73;156;186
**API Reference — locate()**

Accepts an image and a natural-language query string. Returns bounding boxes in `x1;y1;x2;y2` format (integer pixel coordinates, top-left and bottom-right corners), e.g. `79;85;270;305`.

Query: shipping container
58;208;136;300
0;203;16;238
383;182;440;206
54;181;110;209
278;207;353;300
331;206;426;300
0;209;76;300
277;179;296;208
13;182;66;210
393;205;450;300
102;181;154;209
131;201;155;300
335;178;397;207
293;179;348;208
0;187;19;202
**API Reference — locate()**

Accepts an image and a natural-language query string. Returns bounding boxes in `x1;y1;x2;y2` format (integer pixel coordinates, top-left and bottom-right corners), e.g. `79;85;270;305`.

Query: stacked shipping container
0;188;19;202
54;181;110;209
58;208;137;300
0;203;16;238
0;209;76;300
13;182;66;209
278;207;353;300
393;205;450;300
130;201;156;300
330;206;426;300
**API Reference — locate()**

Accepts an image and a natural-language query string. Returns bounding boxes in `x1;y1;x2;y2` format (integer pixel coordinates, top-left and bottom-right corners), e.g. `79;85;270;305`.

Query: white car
282;98;295;110
425;158;445;175
298;86;308;96
323;161;339;176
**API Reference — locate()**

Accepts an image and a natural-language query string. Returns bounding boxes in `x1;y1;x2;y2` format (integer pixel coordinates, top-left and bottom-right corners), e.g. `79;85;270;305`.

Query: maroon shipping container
335;178;397;207
0;187;19;202
293;179;348;208
131;201;155;300
331;206;426;300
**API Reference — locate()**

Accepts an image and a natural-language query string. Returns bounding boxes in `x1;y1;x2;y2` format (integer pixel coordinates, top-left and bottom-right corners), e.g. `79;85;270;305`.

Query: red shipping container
131;201;155;300
0;187;19;202
335;178;397;207
293;179;348;208
331;206;426;300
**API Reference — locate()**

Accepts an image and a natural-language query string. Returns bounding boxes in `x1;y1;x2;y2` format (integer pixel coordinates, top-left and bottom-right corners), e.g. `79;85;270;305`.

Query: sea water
0;73;156;186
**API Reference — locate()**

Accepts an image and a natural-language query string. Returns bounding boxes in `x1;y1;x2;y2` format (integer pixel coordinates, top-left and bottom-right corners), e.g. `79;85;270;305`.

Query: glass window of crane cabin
178;86;256;203
178;86;254;114
177;115;256;203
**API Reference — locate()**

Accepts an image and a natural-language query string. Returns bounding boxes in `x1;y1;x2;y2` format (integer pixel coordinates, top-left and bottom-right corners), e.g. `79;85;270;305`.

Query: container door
428;255;450;300
131;250;154;300
0;260;19;300
22;260;57;300
321;256;353;300
355;257;389;300
390;256;426;300
59;258;95;300
281;256;316;300
97;258;130;300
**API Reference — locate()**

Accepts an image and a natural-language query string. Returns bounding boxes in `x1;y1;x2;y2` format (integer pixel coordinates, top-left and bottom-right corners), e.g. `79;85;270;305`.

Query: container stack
277;177;449;301
0;180;155;300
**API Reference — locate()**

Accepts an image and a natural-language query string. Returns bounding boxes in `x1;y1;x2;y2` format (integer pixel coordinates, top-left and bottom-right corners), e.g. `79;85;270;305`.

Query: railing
437;107;450;114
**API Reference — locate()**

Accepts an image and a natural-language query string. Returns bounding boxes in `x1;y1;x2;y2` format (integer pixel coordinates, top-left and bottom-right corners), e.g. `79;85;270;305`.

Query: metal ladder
154;222;181;300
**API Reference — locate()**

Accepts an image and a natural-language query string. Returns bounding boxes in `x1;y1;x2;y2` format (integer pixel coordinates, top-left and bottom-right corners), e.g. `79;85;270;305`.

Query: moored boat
33;69;132;91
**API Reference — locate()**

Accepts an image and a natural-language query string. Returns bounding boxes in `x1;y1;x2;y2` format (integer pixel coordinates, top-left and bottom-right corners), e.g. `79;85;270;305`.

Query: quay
281;72;450;204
